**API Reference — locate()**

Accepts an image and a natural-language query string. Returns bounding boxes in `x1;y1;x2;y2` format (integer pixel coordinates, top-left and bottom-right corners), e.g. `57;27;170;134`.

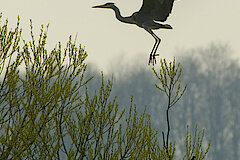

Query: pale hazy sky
1;0;240;72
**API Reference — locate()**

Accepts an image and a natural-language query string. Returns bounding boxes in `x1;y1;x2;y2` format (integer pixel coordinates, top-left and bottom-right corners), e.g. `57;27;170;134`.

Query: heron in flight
92;0;175;65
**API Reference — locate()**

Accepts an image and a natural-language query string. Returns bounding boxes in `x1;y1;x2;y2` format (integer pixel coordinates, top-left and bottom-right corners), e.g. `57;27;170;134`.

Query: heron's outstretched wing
138;0;175;22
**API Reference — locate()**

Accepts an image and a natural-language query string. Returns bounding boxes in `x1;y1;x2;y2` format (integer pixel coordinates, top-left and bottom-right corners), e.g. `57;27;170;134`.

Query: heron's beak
92;5;104;8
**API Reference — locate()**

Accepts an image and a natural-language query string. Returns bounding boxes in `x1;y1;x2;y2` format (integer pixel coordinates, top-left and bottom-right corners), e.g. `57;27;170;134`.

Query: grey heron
92;0;175;65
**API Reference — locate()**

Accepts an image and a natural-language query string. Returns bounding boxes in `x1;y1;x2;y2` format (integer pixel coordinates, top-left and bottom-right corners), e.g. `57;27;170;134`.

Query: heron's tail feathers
162;24;173;29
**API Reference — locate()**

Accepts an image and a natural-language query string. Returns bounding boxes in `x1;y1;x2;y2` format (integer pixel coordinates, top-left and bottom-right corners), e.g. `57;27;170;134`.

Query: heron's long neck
111;6;135;24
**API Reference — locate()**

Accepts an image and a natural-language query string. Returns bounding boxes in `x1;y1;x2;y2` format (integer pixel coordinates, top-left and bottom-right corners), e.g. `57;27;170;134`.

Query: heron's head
92;3;115;9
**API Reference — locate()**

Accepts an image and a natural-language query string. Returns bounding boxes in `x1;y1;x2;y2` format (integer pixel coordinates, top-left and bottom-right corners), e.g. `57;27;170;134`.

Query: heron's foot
148;54;159;65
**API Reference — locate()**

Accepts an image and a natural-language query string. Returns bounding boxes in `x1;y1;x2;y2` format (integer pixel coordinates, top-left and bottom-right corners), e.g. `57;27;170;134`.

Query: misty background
1;0;240;159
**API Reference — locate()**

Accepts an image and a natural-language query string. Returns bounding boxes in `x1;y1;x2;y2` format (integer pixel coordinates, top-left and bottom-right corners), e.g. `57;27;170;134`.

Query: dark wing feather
138;0;175;22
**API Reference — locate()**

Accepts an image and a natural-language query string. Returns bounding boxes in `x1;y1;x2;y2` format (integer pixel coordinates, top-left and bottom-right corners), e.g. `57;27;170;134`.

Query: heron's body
93;0;175;65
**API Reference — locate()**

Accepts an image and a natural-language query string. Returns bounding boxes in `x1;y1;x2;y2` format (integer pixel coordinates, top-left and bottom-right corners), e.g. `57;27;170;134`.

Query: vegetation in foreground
0;14;210;159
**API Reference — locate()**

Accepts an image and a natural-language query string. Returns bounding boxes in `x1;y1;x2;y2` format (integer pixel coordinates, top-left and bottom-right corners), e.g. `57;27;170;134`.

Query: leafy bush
0;14;210;159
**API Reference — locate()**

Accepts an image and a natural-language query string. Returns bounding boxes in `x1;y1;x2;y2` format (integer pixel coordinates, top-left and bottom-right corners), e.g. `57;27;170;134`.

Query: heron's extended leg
149;37;158;64
152;35;161;64
145;29;161;65
150;36;158;55
153;35;161;55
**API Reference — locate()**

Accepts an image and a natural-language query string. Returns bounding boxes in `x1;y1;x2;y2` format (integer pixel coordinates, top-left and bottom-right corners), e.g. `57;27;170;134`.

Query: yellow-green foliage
0;15;161;160
153;59;210;160
153;58;186;109
182;125;211;160
0;15;210;160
